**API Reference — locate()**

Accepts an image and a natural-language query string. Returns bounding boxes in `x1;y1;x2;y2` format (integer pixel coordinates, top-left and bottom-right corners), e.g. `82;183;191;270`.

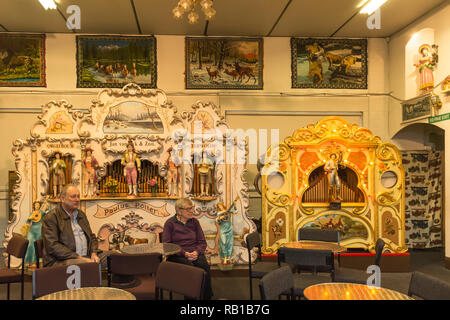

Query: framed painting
0;33;46;87
76;35;157;88
291;38;367;89
185;37;263;90
402;93;433;123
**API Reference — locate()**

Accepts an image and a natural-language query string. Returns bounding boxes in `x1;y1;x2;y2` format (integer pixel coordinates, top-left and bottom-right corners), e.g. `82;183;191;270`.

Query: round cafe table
304;283;414;300
37;287;136;300
114;243;181;288
120;242;181;259
283;240;347;253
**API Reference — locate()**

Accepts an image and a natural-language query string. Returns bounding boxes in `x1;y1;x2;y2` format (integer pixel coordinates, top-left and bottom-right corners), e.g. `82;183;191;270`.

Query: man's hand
90;253;100;263
78;256;93;263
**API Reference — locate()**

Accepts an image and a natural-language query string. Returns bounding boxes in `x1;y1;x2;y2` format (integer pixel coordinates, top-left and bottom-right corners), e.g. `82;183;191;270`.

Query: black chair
277;247;335;277
259;266;296;300
107;252;162;300
155;261;206;300
246;231;279;300
32;262;102;299
34;239;44;269
408;271;450;300
277;247;335;298
298;228;341;266
334;238;385;284
0;234;29;300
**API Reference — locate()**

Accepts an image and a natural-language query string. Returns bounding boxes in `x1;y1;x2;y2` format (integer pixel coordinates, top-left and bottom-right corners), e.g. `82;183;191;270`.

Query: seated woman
162;198;213;299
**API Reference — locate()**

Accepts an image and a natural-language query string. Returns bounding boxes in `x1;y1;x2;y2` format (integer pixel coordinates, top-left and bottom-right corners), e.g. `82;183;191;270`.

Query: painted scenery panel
0;33;46;87
291;38;367;89
76;35;156;88
302;214;368;241
103;101;164;134
185;37;263;89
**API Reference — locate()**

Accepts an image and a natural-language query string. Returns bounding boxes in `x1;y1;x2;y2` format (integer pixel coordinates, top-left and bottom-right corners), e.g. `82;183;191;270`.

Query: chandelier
172;0;216;24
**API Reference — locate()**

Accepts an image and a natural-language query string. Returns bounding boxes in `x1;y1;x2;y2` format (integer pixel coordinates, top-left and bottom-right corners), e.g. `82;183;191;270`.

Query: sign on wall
402;93;433;123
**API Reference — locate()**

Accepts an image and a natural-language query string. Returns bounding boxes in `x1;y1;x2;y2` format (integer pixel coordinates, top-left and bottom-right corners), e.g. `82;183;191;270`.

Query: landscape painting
185;37;263;89
0;33;46;87
76;35;156;88
302;214;368;241
291;38;367;89
103;101;164;134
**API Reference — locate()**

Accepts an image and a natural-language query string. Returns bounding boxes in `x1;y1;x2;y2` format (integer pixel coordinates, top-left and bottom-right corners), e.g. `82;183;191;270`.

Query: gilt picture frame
0;33;46;87
291;38;367;89
185;37;263;90
76;35;157;88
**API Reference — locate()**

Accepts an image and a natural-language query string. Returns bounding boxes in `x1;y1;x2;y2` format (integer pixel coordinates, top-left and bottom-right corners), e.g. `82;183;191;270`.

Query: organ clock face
191;111;214;133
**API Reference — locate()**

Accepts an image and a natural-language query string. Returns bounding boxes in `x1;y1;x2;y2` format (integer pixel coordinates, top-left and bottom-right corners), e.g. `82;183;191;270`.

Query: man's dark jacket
42;204;99;267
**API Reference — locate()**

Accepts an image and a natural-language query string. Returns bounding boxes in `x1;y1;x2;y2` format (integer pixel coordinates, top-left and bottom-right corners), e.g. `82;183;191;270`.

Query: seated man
42;184;107;267
163;198;213;299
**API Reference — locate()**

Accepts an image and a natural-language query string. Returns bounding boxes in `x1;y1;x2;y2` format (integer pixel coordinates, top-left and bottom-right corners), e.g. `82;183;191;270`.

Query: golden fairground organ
261;117;407;254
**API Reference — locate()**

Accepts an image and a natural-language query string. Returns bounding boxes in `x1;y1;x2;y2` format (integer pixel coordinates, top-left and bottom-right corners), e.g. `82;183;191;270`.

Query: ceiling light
359;0;388;15
187;11;200;24
39;0;57;10
173;0;216;24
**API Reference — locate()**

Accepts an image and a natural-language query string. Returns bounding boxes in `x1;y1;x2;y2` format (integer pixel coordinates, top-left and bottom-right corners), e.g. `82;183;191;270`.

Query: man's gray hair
175;198;193;213
60;184;79;199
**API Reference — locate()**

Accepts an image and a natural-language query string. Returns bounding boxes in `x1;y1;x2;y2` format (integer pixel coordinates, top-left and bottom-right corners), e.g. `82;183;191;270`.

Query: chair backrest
298;228;340;244
259;266;294;300
155;261;206;300
246;231;262;260
34;239;44;268
278;247;335;270
32;262;102;299
374;238;385;266
107;253;161;276
6;234;29;260
408;271;450;300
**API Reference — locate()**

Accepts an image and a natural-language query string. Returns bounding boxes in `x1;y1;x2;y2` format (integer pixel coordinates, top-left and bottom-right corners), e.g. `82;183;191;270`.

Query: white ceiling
0;0;447;37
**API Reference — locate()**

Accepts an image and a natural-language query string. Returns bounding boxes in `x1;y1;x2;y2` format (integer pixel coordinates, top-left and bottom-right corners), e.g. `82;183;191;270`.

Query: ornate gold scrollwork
376;143;399;162
299;205;315;215
268;192;291;207
353;127;377;143
338;125;351;139
376;190;401;206
278;144;291;161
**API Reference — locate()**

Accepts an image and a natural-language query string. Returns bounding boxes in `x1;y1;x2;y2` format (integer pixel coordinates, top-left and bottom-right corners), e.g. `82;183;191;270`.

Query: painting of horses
76;35;156;88
0;33;46;87
291;38;367;89
185;37;263;89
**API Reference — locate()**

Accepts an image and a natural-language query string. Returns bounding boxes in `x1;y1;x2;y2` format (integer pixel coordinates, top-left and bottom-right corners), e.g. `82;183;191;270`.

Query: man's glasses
181;206;194;211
